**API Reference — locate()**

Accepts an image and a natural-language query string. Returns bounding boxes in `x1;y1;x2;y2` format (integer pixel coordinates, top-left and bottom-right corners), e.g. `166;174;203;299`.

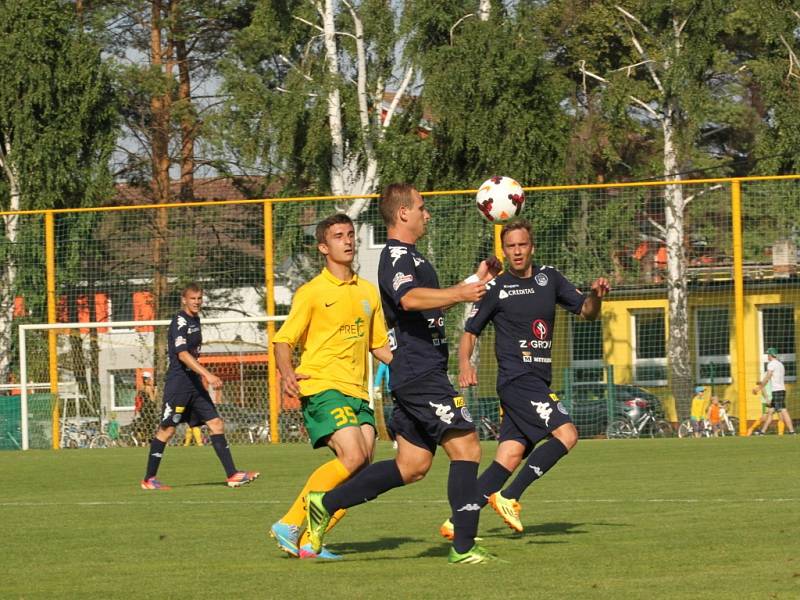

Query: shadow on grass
330;536;418;557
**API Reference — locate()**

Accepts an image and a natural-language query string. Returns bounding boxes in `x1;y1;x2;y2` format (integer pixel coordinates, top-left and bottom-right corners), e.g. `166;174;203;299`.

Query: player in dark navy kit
140;283;260;490
440;219;609;536
307;183;501;564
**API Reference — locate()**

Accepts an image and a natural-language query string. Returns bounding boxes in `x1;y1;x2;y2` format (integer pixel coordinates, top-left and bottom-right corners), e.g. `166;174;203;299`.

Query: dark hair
181;282;202;296
500;219;534;245
379;183;418;226
315;213;354;244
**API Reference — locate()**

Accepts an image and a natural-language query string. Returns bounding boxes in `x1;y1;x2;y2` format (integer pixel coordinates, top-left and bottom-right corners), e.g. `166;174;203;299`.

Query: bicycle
678;406;739;438
607;402;673;439
477;415;500;441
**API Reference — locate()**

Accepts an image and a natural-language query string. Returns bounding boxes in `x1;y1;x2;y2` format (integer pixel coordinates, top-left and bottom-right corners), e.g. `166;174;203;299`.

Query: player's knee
206;418;224;435
340;450;370;474
553;424;578;451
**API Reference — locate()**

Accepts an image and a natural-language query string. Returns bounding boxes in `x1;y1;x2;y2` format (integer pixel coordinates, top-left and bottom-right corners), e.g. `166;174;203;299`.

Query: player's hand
590;277;611;298
459;281;487;303
475;256;502;283
281;371;309;397
459;365;478;388
207;374;223;389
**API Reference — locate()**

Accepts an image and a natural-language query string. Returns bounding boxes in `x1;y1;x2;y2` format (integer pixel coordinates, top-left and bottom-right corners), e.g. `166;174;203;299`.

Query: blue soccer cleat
270;521;301;557
298;543;342;560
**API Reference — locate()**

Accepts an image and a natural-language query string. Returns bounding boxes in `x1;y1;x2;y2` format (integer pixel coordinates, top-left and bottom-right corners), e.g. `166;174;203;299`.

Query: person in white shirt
752;347;796;435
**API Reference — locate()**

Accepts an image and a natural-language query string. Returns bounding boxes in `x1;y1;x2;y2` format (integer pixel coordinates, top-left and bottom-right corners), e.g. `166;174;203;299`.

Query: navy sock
503;437;568;500
477;461;513;507
145;438;167;480
210;434;237;477
322;459;404;514
449;460;480;554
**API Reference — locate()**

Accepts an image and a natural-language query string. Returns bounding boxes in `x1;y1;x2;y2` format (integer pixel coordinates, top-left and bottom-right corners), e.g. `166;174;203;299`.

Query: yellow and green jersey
273;268;388;400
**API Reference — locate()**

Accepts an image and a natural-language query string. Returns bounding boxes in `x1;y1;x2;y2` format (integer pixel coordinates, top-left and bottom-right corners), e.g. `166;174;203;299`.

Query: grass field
2;437;799;599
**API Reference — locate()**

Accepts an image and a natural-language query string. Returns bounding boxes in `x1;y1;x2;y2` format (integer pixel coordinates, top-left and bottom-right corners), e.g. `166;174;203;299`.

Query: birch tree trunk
662;103;692;419
0;139;20;383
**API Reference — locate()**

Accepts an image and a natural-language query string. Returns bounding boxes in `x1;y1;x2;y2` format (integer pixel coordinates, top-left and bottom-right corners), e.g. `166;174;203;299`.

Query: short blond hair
379;183;418;226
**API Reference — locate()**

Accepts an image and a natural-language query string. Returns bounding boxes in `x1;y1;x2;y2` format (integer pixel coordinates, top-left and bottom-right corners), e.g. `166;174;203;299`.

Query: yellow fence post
731;179;747;434
45;212;60;449
264;200;280;443
493;223;503;264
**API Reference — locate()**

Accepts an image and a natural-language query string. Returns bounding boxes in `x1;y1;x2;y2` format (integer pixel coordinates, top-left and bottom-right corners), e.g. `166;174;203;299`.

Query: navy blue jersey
165;310;203;392
378;239;448;389
465;266;586;388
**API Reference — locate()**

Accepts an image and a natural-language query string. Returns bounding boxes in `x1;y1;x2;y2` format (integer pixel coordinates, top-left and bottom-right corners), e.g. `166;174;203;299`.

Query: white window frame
695;306;732;384
367;223;387;249
631;309;668;386
109;370;137;411
570;318;605;383
757;304;797;383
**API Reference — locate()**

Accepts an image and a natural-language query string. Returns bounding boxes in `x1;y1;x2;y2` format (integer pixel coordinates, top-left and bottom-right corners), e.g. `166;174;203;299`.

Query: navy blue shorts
769;390;787;411
497;376;572;451
388;370;475;453
159;388;220;428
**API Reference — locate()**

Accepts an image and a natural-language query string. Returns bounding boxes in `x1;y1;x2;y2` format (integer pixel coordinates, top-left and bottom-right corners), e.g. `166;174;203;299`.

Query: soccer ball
475;176;525;223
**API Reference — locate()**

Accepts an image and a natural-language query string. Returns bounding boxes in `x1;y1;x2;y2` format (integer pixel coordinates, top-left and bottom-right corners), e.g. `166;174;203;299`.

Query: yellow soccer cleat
488;492;523;533
439;518;454;540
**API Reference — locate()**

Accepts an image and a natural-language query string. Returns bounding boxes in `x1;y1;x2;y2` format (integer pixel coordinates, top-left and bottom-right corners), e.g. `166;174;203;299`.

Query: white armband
463;274;480;284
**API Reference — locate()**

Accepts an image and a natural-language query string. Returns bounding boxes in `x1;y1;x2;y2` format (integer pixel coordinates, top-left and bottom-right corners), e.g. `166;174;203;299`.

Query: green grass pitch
2;437;798;599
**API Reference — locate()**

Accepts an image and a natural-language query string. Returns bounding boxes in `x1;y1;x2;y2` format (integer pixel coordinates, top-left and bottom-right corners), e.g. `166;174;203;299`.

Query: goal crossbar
17;316;285;450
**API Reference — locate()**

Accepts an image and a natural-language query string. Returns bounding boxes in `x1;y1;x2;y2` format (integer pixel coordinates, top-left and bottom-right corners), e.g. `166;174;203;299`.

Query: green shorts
301;389;375;449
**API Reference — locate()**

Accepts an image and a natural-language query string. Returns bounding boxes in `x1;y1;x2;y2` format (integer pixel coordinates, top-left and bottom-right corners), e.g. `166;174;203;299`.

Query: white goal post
16;315;377;450
17;316;281;450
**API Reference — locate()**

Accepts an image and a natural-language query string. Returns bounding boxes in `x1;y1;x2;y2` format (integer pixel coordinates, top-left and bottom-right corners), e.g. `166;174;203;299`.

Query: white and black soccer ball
475;176;526;223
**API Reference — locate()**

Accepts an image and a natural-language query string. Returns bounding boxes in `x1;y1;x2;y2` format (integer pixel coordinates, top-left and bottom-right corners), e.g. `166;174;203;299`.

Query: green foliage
0;0;117;211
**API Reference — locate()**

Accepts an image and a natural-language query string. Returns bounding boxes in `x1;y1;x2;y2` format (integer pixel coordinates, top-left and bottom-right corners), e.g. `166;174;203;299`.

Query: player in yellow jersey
270;213;392;559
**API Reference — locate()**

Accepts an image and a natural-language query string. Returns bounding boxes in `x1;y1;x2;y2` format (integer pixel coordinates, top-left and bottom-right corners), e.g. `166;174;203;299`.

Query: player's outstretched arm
399;282;486;312
458;332;479;388
580;277;611;320
274;342;309;397
178;351;222;390
371;343;393;365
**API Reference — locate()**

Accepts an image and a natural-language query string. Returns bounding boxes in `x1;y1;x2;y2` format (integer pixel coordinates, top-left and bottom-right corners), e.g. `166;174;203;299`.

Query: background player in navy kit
441;219;609;536
140;283;260;490
306;183;501;564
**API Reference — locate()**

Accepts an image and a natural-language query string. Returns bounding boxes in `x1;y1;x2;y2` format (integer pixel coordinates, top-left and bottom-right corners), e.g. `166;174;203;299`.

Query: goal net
15;316;295;450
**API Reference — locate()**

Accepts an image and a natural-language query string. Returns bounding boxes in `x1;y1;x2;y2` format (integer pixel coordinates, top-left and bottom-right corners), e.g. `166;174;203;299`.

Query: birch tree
0;0;116;383
220;1;414;205
563;0;743;417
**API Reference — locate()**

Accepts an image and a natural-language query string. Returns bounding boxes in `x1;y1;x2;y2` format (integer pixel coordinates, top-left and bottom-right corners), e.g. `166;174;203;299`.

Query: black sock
449;460;480;554
503;437;568;500
145;438;167;480
210;434;237;477
322;459;404;514
477;461;513;508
